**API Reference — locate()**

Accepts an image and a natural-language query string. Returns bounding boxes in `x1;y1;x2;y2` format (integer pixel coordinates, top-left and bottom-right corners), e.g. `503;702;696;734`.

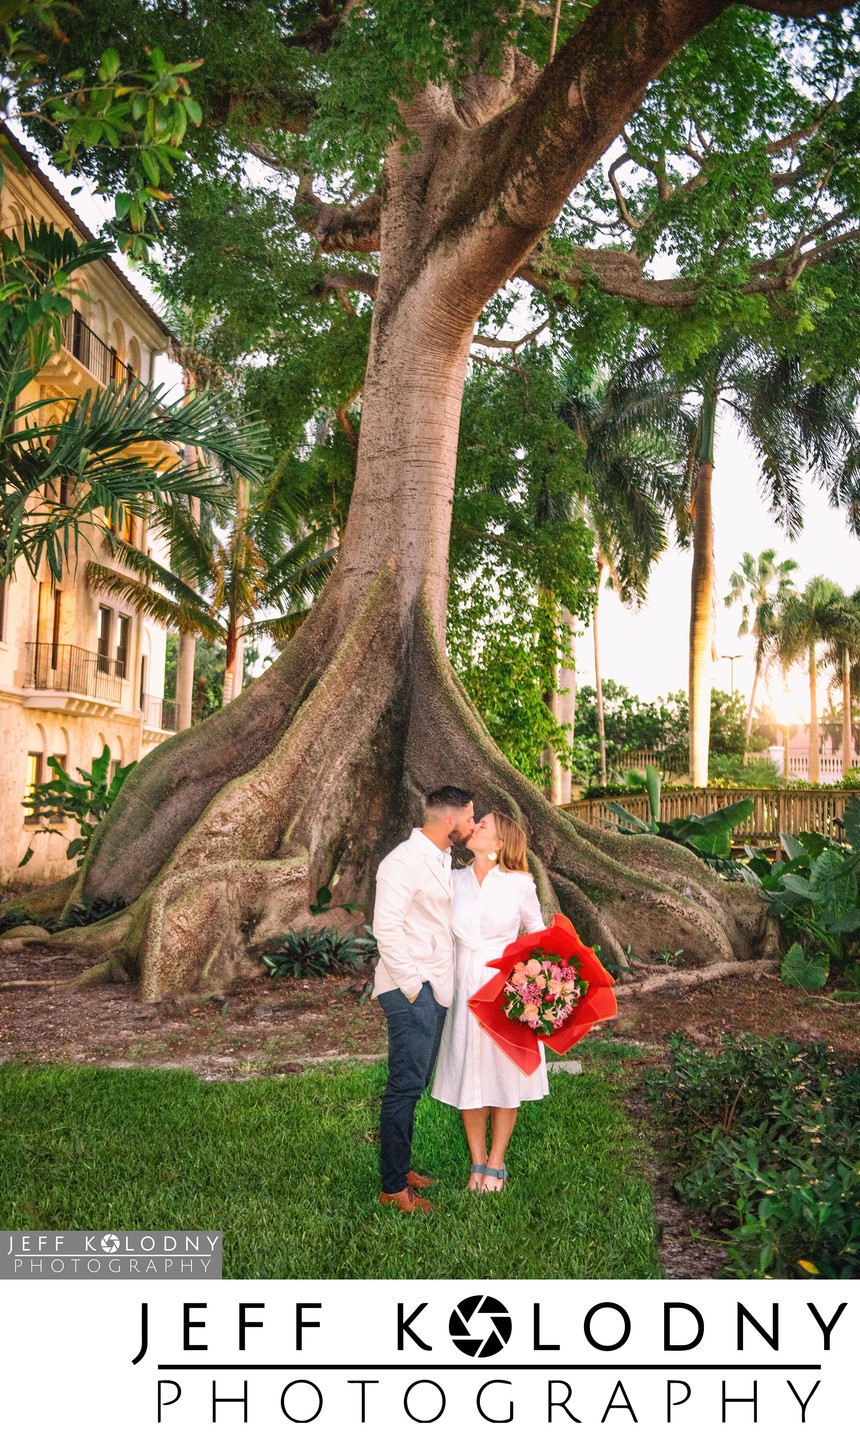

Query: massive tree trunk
28;1;782;996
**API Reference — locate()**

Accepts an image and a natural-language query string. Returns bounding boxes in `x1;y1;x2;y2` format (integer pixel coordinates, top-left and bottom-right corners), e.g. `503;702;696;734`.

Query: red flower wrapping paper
467;913;617;1075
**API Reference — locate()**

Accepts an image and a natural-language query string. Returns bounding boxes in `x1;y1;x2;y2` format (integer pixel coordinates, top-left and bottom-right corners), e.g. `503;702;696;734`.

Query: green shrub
0;903;36;935
20;745;136;868
743;802;860;987
260;925;378;979
646;1035;860;1279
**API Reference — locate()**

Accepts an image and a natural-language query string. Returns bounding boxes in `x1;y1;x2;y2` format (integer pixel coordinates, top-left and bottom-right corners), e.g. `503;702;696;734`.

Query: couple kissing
372;786;548;1213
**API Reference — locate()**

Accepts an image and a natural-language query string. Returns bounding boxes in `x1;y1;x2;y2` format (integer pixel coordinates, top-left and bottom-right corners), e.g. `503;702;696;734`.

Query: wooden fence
562;787;860;843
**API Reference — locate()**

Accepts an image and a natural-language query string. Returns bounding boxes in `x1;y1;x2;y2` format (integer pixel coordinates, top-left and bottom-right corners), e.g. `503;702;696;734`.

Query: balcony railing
60;310;137;389
142;694;178;732
25;642;123;705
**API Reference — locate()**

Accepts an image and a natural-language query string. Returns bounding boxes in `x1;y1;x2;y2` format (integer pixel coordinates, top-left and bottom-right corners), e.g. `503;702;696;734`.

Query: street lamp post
721;652;743;694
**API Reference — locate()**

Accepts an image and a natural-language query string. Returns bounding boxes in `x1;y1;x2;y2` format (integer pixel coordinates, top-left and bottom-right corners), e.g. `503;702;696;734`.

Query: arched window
24;724;47;823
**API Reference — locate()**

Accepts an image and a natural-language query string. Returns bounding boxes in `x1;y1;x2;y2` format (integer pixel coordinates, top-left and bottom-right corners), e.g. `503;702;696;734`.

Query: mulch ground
1;938;857;1279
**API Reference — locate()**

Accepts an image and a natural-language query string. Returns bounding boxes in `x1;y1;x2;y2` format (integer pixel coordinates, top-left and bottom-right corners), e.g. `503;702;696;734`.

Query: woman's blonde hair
492;812;529;873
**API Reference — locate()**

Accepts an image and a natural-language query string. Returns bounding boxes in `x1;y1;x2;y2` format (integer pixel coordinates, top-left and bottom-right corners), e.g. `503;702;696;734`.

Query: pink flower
525;958;542;977
533;974;547;990
548;979;563;995
522;1002;539;1021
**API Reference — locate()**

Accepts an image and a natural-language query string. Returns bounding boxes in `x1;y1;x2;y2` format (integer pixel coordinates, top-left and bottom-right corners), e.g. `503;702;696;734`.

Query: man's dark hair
425;786;474;814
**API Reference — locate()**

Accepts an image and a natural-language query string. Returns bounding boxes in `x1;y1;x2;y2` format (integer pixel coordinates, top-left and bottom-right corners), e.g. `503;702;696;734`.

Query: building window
97;605;112;674
24;752;43;823
116;614;131;680
111;505;134;543
139;653;147;710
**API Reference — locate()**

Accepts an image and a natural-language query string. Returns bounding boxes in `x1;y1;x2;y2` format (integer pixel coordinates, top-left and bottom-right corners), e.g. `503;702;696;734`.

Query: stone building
0;129;184;886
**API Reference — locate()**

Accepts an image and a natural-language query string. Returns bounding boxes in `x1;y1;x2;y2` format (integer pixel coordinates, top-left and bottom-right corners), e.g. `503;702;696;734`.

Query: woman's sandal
468;1163;488;1191
480;1165;508;1192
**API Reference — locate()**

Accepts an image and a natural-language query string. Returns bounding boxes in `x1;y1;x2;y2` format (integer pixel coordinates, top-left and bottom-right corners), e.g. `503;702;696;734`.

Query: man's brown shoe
379;1186;433;1213
407;1170;435;1190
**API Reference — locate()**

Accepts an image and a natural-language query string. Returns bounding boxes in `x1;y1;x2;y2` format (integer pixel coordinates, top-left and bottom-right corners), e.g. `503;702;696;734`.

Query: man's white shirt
372;828;456;1005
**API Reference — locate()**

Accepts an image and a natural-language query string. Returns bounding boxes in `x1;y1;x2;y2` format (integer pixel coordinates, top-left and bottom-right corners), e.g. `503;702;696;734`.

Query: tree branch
471;319;549;350
295;174;381;254
738;0;852;16
607;154;644;231
516;220;860;310
281;0;363;55
312;269;379;301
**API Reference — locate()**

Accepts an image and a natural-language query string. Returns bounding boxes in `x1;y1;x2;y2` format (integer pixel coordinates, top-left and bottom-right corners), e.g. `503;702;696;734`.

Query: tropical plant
85;463;337;706
743;799;860;989
20;744;135;866
260;926;378;980
558;357;693;786
619;346;860;787
819;588;860;779
724;549;799;747
773;577;849;783
0;219;271;582
601;763;754;872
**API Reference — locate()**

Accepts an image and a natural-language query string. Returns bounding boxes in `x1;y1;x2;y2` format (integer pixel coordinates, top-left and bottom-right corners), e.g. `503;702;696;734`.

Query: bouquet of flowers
502;954;588;1036
468;914;617;1075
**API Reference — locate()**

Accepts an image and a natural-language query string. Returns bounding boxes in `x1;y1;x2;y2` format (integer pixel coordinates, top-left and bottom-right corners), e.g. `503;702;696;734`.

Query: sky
28;132;859;728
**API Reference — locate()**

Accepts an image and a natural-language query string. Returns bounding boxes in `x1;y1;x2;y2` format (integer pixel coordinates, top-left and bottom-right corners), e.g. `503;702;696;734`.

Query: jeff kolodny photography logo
1;1230;222;1279
133;1290;846;1427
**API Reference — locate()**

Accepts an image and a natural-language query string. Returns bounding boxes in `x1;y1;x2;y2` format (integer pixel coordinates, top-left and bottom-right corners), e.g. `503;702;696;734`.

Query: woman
432;811;548;1191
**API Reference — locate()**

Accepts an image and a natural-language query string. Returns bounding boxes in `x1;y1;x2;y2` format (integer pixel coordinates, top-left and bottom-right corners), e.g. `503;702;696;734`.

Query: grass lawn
0;1055;660;1279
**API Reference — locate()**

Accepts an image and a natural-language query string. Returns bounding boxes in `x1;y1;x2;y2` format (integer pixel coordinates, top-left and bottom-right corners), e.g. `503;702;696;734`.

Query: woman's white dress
432;865;549;1110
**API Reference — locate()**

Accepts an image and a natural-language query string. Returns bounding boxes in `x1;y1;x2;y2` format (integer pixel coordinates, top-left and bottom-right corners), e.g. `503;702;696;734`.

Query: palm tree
724;549;798;749
1;219;270;583
86;459;337;708
559;363;693;788
774;577;847;783
624;344;860;786
820;588;860;777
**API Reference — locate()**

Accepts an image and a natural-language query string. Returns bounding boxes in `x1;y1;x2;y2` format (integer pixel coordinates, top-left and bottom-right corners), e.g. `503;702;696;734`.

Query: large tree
15;0;860;996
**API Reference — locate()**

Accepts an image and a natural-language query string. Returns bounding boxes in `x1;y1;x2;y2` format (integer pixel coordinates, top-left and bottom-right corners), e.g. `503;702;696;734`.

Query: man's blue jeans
378;981;448;1194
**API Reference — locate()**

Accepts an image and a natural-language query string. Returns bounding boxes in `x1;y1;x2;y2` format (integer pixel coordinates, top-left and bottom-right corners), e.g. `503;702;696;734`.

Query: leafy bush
0;903;37;935
261;925;378;979
708;754;782;788
743;799;860;987
60;896;127;928
20;746;136;867
646;1035;860;1279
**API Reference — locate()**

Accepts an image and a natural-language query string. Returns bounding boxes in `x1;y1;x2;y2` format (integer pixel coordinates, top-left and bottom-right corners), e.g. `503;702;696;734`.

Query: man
372;786;475;1212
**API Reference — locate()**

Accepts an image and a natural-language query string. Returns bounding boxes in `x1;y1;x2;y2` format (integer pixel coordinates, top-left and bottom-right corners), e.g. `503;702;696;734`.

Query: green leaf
140;149;161;186
780;943;829;993
98;48;121;82
845;797;860;855
779;833;806;860
809;848;857;919
644;763;661;829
